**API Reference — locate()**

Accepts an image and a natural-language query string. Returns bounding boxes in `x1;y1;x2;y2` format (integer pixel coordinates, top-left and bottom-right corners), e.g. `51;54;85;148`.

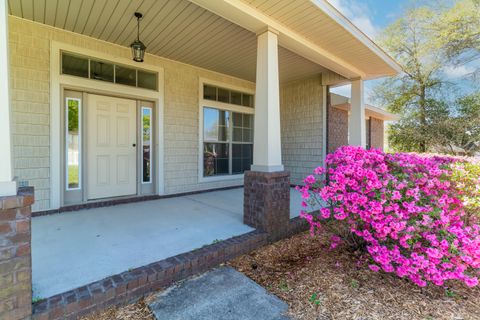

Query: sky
327;0;478;105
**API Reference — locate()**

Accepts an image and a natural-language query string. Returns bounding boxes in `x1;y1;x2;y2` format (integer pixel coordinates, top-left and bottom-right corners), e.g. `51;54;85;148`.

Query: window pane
89;60;114;82
218;110;228;126
203;143;229;176
233;128;242;142
242;144;253;172
204;108;229;141
242;144;252;158
218;125;228;141
243;128;252;142
115;65;136;86
66;98;81;189
203;85;216;100
242;94;253;107
232;143;252;174
62;53;89;78
231;91;242;105
232;159;242;174
218;88;230;103
138;70;157;90
142;107;152;183
232;113;243;127
243;114;253;128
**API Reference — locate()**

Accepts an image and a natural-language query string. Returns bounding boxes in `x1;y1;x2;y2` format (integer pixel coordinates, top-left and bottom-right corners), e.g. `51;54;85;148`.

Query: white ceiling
8;0;334;83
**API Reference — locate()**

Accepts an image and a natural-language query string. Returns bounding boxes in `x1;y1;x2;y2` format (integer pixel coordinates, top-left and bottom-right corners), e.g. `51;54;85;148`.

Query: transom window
201;82;254;178
203;84;254;108
61;52;158;91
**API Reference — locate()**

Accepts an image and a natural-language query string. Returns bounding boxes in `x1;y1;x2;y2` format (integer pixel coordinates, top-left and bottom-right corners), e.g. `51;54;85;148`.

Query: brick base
0;187;34;320
244;171;290;240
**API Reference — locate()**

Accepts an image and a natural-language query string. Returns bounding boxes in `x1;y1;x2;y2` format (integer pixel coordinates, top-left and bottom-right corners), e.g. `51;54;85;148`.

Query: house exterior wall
8;17;255;211
370;117;385;150
327;105;386;153
327;106;349;154
280;78;324;185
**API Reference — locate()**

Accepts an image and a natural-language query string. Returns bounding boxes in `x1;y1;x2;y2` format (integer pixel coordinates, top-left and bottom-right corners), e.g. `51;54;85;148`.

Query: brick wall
0;187;34;320
244;171;290;240
370;117;384;150
280;78;324;184
327;105;348;154
8;17;254;211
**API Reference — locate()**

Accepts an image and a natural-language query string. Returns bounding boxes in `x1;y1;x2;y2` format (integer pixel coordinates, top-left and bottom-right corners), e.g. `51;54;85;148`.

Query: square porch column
348;79;366;147
244;27;290;240
0;0;16;197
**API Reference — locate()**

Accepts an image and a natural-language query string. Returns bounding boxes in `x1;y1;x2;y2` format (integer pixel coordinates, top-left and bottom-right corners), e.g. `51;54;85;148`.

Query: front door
87;94;137;200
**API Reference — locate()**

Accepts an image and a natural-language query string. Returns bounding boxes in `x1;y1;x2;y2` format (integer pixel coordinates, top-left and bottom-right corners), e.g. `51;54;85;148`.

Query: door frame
62;91;159;205
52;41;164;209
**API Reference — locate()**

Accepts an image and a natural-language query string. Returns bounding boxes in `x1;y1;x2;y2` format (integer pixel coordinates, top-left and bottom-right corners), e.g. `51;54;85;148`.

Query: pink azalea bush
298;146;480;288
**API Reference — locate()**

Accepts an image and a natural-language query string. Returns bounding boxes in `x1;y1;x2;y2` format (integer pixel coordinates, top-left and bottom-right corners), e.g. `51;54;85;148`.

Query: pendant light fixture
130;12;146;62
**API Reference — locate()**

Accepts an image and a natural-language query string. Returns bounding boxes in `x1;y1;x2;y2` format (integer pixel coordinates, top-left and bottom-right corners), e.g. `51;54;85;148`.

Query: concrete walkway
149;266;289;320
32;188;305;298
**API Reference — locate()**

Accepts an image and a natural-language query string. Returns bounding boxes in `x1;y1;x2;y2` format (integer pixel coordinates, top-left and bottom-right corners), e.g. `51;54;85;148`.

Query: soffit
239;0;400;78
8;0;333;83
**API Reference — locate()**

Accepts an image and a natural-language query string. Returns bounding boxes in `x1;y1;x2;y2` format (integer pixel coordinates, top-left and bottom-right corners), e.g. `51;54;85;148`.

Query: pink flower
465;277;479;287
369;265;380;272
298;146;480;289
304;175;316;185
320;208;331;219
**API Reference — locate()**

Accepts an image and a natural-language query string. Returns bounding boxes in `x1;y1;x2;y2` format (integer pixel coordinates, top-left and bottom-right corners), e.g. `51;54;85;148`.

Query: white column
349;79;366;148
251;28;284;172
0;1;16;196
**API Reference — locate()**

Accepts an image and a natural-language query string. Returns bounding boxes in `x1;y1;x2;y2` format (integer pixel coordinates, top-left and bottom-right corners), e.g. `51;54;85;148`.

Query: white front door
87;94;137;200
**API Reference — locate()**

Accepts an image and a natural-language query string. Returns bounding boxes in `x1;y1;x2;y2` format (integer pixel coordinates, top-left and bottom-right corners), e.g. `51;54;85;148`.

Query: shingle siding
9;17;340;210
8;17;254;211
280;78;324;185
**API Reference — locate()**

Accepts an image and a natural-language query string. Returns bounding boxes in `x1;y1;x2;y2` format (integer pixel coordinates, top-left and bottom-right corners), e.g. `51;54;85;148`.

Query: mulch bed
81;298;154;320
228;232;480;320
82;231;479;320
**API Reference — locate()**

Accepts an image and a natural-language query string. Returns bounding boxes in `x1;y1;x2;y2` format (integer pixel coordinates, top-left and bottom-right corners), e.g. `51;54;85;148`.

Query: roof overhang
333;102;399;121
189;0;402;80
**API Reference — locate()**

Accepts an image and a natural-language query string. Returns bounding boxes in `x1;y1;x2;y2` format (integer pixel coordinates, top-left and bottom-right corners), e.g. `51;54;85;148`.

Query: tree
453;92;480;152
373;6;453;152
435;0;480;79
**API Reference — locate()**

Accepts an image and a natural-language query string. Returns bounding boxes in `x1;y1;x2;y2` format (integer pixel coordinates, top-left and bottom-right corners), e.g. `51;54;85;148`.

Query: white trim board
50;41;165;210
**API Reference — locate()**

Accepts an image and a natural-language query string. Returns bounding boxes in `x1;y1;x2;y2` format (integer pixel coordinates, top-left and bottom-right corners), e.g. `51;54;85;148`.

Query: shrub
299;146;480;288
450;160;480;222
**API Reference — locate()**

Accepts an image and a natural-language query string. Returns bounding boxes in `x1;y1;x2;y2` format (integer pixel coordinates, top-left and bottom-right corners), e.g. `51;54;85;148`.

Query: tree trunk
418;84;428;152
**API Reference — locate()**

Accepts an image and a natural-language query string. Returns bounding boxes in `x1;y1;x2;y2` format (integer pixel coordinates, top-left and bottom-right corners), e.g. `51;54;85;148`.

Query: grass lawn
68;165;79;188
228;232;480;320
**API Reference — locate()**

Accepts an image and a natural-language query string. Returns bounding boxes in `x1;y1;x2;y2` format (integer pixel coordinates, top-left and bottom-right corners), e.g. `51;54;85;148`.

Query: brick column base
0;187;34;320
244;171;290;241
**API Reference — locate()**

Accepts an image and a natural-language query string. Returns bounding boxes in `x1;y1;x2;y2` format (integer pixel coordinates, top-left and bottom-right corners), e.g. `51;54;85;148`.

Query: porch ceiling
8;0;330;83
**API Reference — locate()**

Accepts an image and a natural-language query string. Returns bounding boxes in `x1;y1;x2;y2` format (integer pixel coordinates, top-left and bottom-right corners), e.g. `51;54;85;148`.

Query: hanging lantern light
130;12;146;62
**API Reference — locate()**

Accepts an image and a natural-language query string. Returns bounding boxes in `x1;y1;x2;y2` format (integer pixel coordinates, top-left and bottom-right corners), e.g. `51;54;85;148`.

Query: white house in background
0;0;401;210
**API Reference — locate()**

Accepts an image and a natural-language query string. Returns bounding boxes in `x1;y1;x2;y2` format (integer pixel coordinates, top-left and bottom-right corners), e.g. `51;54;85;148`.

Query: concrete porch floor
32;187;305;298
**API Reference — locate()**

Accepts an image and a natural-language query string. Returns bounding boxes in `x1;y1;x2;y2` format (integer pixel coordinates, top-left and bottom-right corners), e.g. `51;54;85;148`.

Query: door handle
132;143;136;147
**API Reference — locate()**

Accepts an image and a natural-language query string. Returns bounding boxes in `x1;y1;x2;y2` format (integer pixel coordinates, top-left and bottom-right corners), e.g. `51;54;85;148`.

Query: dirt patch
228;232;480;320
